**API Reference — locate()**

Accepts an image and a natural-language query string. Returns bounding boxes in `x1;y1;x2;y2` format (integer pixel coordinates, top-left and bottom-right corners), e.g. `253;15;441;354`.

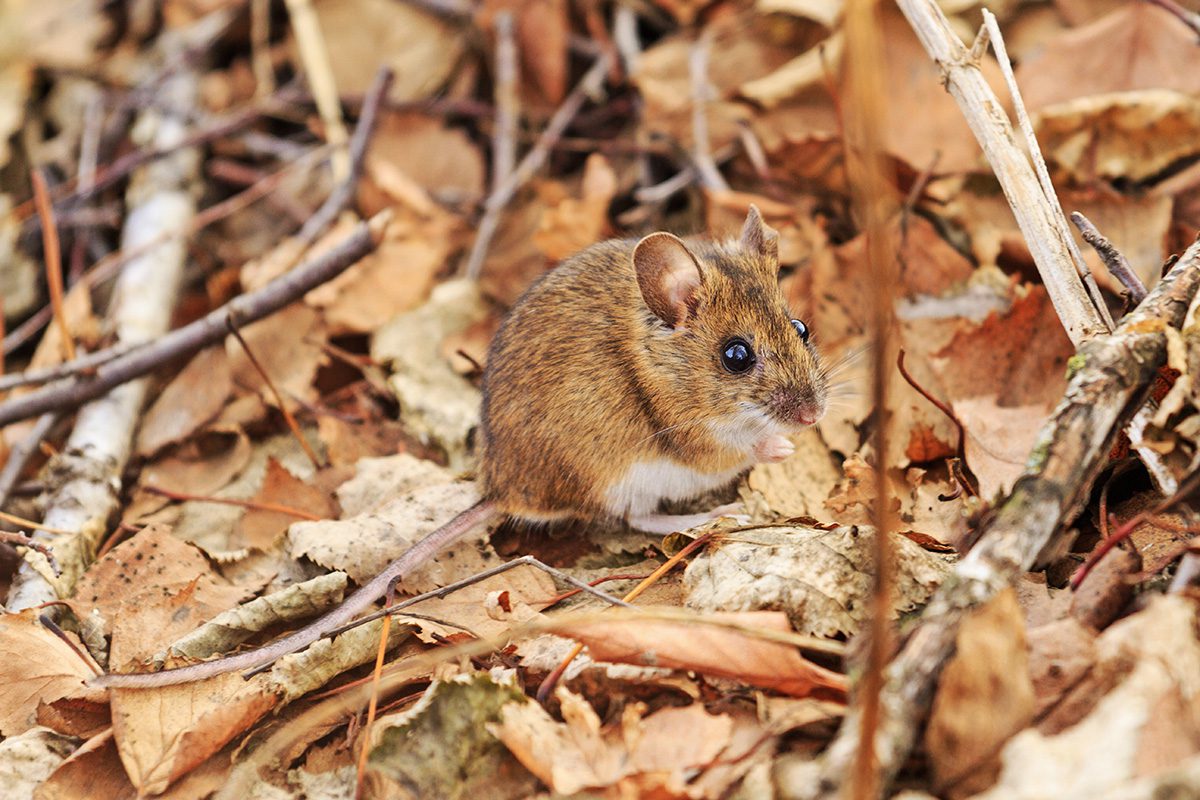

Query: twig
0;533;59;574
1070;211;1148;305
0;412;59;507
492;11;519;193
39;615;102;675
689;31;729;192
0;213;389;430
296;66;393;245
896;349;978;498
30;170;75;362
0;508;75;536
283;0;350;182
805;234;1200;799
465;52;612;280
144;484;325;521
226;320;323;470
894;0;1108;346
1147;0;1200;40
1071;469;1200;589
4;144;333;360
981;10;1115;333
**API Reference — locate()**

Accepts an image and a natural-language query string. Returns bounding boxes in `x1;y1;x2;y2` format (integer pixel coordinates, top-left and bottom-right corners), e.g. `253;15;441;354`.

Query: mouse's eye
791;319;810;343
721;338;756;374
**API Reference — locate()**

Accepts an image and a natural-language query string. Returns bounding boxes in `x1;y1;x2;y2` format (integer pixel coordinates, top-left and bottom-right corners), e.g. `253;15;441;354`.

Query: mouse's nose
768;387;824;427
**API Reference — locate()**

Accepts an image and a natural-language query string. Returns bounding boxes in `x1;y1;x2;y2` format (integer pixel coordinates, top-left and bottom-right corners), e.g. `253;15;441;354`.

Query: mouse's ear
739;204;780;266
633;232;705;328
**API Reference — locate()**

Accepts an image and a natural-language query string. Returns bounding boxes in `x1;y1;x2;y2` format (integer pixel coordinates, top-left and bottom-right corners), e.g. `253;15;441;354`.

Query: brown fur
478;208;826;522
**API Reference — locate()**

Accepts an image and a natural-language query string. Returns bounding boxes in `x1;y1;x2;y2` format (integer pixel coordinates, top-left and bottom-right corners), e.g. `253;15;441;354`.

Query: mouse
92;205;828;688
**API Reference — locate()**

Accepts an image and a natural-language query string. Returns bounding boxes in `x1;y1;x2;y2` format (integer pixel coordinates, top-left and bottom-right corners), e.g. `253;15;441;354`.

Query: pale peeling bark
7;40;204;610
797;238;1200;799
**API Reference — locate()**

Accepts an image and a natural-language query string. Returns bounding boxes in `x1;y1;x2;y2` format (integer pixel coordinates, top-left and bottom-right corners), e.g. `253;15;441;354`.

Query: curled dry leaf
491;689;744;797
234;457;335;551
684;525;954;638
553;609;847;699
335;452;454;517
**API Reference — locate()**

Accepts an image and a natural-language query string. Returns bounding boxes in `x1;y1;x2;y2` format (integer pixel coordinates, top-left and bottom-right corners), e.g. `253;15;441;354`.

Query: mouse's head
632;206;827;448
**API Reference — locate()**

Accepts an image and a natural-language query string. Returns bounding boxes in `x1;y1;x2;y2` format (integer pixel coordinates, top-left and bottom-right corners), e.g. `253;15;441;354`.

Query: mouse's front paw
753;434;795;463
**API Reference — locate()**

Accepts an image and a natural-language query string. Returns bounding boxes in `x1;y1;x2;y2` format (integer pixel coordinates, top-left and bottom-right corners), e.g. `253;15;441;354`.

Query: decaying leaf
684;525;954;638
0;612;96;737
368;672;538;800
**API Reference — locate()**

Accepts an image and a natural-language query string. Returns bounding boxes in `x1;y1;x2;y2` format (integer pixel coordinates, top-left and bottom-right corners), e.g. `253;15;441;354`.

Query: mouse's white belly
603;458;749;518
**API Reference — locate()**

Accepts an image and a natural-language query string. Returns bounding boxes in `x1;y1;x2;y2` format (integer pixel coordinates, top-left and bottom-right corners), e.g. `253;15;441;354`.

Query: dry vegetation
1;0;1200;798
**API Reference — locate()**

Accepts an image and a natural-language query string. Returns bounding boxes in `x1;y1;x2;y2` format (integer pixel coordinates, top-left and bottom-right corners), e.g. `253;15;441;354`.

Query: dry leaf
0;612;95;736
226;303;326;406
491;690;740;796
136;347;233;457
1015;4;1200;113
925;589;1035;798
554;610;847;699
532;153;617;261
234;458;335;550
288;479;486;594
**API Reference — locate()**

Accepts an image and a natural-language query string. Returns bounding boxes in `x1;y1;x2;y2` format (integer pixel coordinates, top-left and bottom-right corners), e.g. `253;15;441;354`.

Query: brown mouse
93;206;827;688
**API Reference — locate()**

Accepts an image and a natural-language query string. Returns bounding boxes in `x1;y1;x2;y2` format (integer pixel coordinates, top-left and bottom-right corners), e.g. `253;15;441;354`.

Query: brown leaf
554;610;847;699
32;730;136;800
1027;618;1096;720
1015;4;1200;112
234;458;335;550
925;589;1035;798
136;347;232;457
109;674;275;795
70;524;249;656
226;303;326;405
0;612;96;737
532;153;617;261
492;693;737;795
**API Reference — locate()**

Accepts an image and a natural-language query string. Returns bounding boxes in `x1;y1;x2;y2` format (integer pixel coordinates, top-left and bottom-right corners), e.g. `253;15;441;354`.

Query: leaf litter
1;1;1200;798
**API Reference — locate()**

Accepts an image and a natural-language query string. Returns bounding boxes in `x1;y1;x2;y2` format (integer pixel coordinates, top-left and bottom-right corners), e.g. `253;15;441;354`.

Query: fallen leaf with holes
554;610;846;699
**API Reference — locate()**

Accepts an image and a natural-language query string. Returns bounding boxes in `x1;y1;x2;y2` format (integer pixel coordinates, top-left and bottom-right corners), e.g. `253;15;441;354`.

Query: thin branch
981;10;1114;333
0;532;59;574
297;65;393;244
1070;211;1148;305
284;0;350;182
30;170;75;362
0;213;390;430
465;52;612;280
144;483;325;521
492;11;519;193
0;412;58;507
689;31;729;192
226;320;323;470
